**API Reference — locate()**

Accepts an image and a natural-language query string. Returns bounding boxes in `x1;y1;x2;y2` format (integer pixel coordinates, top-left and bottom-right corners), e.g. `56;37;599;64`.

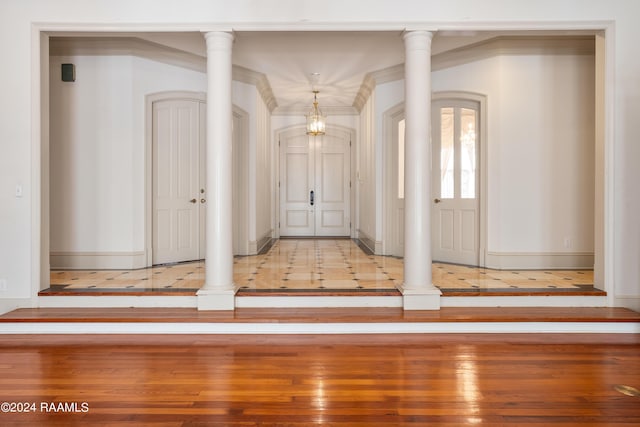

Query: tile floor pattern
47;239;597;294
50;262;205;292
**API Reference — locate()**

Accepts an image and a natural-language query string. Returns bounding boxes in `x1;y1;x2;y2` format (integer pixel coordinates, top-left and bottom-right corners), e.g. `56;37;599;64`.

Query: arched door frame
145;91;205;266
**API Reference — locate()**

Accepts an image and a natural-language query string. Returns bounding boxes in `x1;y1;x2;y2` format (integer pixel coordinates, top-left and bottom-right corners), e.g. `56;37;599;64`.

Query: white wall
1;0;639;310
374;80;405;245
49;54;207;266
231;80;273;253
432;52;595;257
356;79;405;252
50;55;135;254
357;96;376;248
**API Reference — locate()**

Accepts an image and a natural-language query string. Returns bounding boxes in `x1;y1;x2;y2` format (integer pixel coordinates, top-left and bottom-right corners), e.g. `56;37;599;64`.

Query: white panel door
431;101;480;265
280;129;351;237
153;99;205;264
280;133;315;236
315;133;351;236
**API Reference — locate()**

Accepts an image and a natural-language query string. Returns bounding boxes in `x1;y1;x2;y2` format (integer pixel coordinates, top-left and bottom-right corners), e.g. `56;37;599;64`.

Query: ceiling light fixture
306;90;326;136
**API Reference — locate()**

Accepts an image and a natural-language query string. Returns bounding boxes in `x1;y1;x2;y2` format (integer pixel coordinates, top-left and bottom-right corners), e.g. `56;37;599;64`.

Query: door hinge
278;222;280;228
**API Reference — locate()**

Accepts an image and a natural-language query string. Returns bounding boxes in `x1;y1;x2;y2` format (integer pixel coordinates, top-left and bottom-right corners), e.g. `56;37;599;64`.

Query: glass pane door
437;107;477;200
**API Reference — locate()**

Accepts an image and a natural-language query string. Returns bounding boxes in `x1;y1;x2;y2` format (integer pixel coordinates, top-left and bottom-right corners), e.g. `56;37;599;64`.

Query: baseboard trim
358;230;380;254
256;231;274;254
50;251;147;270
0;298;32;316
248;231;275;255
613;296;640;312
485;251;594;270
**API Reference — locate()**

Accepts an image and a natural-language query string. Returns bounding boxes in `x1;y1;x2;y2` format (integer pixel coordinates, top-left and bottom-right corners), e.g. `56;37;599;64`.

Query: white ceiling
52;30;595;114
131;31;507;112
135;31;409;112
234;31;406;111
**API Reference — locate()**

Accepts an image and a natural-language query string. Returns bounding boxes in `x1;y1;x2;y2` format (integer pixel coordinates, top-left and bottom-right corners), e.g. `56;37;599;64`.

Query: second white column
198;31;236;310
402;30;441;310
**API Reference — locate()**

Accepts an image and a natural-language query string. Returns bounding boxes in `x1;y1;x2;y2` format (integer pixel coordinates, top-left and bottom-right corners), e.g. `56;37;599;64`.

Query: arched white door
152;98;206;264
431;99;480;265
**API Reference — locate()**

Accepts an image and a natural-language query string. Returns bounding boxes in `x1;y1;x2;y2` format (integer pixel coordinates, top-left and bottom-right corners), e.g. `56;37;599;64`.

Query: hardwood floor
0;333;638;426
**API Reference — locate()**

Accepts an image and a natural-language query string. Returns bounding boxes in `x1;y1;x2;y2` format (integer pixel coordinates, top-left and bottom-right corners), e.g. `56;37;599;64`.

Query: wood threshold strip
37;289;605;297
1;307;638;324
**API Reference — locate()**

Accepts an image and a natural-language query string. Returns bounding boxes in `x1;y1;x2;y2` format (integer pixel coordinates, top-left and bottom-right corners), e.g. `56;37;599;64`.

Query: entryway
278;127;352;237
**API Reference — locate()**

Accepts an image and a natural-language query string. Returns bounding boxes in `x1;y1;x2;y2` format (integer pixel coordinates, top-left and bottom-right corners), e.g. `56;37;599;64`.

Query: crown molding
352;64;404;112
50;35;594;117
431;35;595;71
231;65;278;112
352;35;594;112
50;36;208;72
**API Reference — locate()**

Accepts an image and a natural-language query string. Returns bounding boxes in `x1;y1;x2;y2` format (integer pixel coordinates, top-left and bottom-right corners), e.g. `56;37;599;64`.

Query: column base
197;288;236;311
400;285;442;310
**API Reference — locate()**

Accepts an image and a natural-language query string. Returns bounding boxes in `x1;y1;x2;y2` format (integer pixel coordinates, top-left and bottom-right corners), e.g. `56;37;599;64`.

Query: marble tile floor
43;239;600;296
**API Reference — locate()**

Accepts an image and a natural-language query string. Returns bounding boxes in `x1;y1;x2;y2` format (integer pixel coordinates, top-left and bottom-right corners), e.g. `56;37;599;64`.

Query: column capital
402;30;435;43
203;31;235;50
403;30;434;55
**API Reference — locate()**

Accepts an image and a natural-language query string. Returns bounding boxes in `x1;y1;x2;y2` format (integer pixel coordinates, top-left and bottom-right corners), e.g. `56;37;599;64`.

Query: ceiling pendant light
306;90;326;136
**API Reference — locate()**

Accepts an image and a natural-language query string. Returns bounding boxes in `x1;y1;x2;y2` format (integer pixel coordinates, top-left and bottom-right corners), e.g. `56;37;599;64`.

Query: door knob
189;199;197;204
434;198;441;204
200;198;206;204
310;190;315;206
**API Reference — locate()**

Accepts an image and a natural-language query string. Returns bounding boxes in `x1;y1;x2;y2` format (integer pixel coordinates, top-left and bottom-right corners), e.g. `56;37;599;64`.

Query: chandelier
306;90;326;136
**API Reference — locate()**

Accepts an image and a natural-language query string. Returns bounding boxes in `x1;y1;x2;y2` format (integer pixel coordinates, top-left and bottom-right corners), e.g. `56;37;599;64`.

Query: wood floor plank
0;334;639;425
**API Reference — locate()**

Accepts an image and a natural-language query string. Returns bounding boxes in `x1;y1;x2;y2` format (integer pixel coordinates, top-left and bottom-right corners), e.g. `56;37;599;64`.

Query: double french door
279;128;351;237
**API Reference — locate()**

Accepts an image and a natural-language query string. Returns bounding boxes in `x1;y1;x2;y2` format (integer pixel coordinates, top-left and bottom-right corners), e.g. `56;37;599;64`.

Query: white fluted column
197;31;236;310
402;30;441;310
